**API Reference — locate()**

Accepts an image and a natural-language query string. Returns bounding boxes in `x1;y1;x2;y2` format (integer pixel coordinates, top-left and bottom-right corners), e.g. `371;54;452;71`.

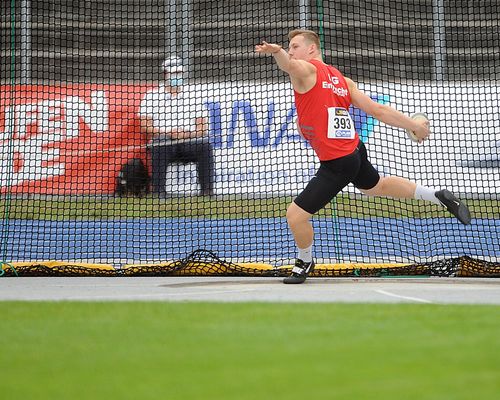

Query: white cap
162;56;184;73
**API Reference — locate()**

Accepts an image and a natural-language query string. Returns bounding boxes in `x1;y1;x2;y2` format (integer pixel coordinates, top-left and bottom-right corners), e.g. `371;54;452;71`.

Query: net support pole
432;0;446;81
314;0;342;262
20;0;31;84
2;0;18;270
181;0;193;77
166;0;178;56
299;0;310;29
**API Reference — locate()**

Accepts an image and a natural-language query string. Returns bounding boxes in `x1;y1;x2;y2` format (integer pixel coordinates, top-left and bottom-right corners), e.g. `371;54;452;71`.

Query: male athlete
255;29;471;284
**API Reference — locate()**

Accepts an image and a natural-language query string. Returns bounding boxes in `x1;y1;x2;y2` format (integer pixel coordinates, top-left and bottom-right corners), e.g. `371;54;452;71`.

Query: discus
406;113;429;143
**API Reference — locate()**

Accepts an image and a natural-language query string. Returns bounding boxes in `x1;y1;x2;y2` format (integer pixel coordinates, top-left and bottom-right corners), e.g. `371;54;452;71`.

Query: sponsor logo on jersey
322;75;349;97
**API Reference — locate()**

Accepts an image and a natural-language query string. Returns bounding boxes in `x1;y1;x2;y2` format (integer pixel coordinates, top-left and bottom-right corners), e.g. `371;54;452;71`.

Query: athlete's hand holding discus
407;114;431;143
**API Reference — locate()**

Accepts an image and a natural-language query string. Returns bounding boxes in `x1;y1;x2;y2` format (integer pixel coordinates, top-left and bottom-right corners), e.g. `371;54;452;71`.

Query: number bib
327;107;356;139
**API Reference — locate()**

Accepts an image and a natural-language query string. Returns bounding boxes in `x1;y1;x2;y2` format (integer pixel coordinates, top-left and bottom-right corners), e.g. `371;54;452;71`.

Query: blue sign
205;94;390;149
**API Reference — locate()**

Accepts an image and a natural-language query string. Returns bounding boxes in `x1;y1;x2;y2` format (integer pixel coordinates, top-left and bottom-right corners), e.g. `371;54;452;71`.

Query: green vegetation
0;194;498;220
1;302;499;400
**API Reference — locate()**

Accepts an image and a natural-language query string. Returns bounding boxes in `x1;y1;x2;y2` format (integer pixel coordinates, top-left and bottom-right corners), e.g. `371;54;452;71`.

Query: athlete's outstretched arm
346;78;430;141
255;41;315;79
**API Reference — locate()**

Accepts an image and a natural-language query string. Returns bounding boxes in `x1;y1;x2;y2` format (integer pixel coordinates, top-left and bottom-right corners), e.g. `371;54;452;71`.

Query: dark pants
294;141;380;214
150;140;215;196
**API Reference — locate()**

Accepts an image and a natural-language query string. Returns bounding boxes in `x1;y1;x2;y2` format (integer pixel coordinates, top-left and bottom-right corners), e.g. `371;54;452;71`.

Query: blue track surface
6;218;499;264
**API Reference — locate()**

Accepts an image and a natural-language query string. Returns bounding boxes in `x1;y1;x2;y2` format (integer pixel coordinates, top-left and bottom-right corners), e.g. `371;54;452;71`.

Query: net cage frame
0;0;499;277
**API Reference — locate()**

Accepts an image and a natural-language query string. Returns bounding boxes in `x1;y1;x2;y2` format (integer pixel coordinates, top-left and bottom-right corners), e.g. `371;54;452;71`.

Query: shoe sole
283;262;315;284
437;190;472;225
283;275;306;284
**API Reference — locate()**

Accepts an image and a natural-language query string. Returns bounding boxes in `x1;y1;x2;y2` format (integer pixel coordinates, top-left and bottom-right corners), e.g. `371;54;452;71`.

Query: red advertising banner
0;84;152;194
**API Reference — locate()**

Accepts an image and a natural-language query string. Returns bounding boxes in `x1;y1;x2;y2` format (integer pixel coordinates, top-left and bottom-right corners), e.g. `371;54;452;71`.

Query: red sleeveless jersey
294;59;360;161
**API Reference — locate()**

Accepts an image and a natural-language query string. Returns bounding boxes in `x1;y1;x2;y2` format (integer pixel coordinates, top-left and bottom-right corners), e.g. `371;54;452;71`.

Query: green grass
1;302;499;399
1;195;498;220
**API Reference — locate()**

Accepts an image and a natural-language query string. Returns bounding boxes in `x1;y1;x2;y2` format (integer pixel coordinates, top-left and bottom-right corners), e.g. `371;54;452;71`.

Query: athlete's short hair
288;29;321;50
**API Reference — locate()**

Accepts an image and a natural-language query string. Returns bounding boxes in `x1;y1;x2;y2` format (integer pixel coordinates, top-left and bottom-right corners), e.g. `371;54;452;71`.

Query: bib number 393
327;107;355;139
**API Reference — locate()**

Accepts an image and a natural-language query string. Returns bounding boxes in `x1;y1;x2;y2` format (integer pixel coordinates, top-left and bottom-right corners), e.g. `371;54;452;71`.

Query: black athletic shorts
294;141;380;214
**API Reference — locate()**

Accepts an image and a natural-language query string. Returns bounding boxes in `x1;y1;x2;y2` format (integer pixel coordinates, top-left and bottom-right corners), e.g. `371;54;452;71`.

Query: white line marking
160;288;260;297
52;288;260;301
375;289;433;304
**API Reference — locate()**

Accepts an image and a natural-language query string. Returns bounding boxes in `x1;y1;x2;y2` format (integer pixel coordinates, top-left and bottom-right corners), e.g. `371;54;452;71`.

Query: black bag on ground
115;158;150;197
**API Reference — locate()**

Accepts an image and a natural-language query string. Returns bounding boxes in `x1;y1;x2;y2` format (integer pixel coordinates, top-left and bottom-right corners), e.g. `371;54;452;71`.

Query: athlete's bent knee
358;176;386;196
286;202;312;227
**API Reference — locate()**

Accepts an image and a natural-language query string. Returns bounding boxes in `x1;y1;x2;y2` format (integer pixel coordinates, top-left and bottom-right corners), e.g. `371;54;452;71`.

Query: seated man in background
138;56;215;197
